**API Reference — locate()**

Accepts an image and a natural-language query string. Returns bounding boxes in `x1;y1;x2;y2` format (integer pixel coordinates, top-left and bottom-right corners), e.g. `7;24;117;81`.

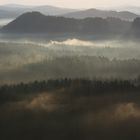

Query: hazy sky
0;0;140;8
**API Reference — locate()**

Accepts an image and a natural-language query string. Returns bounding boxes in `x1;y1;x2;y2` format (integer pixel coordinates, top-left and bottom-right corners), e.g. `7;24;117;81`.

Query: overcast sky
0;0;139;9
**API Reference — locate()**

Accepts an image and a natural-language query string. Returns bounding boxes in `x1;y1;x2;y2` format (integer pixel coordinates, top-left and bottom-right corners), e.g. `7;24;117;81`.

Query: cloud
48;39;94;47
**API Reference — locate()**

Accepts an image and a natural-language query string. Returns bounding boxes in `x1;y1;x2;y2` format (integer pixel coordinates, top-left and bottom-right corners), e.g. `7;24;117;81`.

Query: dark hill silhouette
2;12;131;37
125;17;140;38
131;18;140;35
2;12;110;34
63;8;139;21
106;17;131;34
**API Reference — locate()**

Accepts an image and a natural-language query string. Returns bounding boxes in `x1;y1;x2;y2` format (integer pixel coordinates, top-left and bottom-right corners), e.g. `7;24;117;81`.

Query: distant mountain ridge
1;11;140;40
109;6;140;15
2;12;110;34
2;11;133;39
0;4;77;19
63;8;139;21
0;4;140;21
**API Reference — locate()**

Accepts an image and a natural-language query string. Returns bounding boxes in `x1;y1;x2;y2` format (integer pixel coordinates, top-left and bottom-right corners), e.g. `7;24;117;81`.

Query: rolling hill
1;11;132;40
1;12;110;34
63;8;139;21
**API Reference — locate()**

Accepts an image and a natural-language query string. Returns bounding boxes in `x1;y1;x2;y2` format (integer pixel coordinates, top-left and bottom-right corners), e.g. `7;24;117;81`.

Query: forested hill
1;12;131;36
2;11;140;38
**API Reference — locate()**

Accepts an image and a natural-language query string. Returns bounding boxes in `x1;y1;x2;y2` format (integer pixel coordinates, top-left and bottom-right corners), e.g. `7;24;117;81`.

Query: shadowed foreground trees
0;78;140;104
1;79;140;140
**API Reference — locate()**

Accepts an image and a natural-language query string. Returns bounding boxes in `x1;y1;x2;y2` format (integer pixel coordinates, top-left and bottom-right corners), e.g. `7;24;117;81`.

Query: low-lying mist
1;36;140;84
0;19;13;28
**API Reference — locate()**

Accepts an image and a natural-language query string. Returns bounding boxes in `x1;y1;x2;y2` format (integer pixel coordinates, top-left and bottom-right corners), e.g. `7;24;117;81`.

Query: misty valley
1;38;140;84
1;35;140;140
1;3;140;140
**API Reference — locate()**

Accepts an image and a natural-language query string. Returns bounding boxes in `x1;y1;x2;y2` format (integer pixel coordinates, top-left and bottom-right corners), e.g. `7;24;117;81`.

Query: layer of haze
0;0;140;9
0;35;140;84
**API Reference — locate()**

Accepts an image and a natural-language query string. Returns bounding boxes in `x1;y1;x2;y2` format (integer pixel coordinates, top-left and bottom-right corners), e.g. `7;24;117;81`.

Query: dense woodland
1;78;140;140
1;78;140;104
